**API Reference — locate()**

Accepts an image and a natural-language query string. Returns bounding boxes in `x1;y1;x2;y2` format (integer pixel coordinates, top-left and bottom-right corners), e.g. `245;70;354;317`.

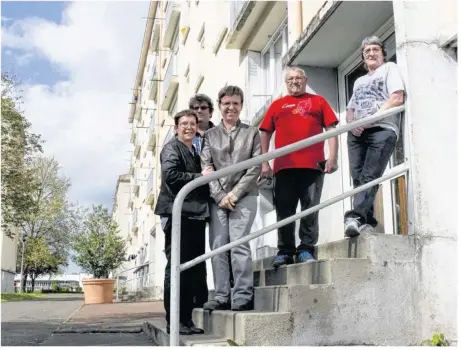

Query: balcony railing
145;169;156;205
164;1;181;48
163;54;177;94
133;208;138;226
229;1;248;29
161;54;179;110
149;61;159;101
147;114;156;151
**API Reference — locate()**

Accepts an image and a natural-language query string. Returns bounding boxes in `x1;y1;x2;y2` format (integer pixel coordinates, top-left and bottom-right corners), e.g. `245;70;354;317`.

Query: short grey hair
285;66;306;79
361;35;387;58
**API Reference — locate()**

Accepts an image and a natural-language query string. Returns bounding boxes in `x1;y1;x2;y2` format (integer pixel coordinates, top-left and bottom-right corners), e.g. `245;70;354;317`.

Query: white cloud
2;1;149;208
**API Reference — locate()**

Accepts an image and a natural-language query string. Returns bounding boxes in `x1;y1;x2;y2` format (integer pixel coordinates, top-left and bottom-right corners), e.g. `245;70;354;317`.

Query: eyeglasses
220;101;241;107
178;122;197;128
286;76;305;82
192;105;209;111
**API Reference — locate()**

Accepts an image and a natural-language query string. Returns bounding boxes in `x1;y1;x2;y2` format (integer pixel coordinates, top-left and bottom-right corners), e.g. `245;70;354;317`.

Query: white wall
393;0;457;340
1;230;18;292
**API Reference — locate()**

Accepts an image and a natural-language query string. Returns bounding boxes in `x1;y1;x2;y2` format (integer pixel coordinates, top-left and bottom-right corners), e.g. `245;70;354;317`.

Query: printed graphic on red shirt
259;93;338;173
292;100;312;117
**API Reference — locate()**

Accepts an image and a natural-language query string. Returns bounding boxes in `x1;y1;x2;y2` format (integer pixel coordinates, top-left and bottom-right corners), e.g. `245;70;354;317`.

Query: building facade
1;229;19;293
115;0;457;339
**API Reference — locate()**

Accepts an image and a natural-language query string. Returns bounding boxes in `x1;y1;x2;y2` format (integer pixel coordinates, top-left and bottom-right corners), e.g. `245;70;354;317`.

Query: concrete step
316;232;418;261
143;319;229;346
254;258;370;287
255;284;332;312
252;233;418;270
192;309;292;346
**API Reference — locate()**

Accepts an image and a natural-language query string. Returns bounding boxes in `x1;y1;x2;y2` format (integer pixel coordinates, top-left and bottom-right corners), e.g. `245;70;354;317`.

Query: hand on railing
201;166;214;176
324;158;339;174
261;161;272;178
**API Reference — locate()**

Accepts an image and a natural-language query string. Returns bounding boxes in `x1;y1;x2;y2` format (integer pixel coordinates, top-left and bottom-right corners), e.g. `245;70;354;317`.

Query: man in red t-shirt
259;66;339;268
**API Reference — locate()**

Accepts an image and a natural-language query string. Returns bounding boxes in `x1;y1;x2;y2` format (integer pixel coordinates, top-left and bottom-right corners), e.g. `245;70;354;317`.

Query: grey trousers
209;195;257;304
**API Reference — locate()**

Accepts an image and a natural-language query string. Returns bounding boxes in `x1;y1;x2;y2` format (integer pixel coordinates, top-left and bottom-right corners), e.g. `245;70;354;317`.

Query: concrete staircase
144;233;422;346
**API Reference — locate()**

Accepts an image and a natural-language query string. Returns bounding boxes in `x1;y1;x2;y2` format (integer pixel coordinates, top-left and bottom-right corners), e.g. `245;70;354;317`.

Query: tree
1;72;43;238
25;236;66;291
72;205;127;279
17;156;83;291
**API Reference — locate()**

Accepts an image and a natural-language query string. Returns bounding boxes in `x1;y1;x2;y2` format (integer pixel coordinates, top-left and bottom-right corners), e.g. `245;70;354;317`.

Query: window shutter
245;50;263;123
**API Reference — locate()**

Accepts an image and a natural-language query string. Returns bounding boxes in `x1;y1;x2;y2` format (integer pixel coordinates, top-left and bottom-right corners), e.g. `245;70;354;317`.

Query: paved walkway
42;300;166;346
1;294;84;346
1;293;166;346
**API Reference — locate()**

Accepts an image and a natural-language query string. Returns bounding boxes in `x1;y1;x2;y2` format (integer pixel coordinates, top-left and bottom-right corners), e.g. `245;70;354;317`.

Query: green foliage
16;156;84;291
72;205;127;279
26;236;66;286
1;72;43;239
51;282;60;291
1;292;44;302
421;332;450;346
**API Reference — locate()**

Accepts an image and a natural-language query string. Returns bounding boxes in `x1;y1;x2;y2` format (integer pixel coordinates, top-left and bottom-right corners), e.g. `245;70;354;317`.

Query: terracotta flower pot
82;279;115;304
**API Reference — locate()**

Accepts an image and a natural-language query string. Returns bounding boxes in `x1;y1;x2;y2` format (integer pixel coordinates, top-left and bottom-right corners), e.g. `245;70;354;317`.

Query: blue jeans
344;127;397;227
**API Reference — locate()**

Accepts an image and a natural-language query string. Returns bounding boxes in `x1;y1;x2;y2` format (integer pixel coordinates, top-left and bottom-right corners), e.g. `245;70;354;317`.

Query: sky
1;1;149;272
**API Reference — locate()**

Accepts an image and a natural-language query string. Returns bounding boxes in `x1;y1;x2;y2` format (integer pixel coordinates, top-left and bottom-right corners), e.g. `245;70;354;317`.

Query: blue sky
2;2;69;86
2;1;149;273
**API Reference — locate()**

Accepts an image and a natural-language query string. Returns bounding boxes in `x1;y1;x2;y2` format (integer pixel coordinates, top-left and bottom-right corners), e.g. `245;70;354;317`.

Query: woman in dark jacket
154;109;213;335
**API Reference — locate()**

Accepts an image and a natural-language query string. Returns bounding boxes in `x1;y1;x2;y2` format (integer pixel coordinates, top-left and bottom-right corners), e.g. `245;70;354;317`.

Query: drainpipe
287;1;303;48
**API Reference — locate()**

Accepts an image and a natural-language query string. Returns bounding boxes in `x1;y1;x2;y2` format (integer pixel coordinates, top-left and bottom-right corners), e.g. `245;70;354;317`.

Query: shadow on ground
1;321;61;346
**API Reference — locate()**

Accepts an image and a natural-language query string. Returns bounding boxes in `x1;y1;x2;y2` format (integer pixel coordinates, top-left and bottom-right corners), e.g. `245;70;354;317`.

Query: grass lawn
1;292;45;302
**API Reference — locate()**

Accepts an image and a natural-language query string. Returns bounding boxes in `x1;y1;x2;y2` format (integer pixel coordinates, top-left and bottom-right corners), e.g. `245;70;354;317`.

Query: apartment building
111;174;133;276
117;1;457;339
1;229;19;292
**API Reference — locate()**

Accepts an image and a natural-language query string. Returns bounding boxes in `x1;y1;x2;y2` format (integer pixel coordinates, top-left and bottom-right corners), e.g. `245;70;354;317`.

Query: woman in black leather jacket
154;109;213;335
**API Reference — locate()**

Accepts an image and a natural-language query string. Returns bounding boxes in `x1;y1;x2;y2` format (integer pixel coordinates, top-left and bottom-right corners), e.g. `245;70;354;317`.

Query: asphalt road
1;294;84;346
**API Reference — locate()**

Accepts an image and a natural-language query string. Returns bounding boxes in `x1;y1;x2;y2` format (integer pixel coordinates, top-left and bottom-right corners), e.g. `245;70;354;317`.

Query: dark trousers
162;216;207;325
344;127;397;226
274;168;325;256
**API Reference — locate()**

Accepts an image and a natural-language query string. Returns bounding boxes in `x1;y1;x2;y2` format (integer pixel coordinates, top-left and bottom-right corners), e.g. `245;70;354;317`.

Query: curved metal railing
169;105;408;345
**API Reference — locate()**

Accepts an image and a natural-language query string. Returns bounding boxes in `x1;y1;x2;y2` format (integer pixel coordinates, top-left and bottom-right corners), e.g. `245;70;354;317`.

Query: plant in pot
72;205;126;304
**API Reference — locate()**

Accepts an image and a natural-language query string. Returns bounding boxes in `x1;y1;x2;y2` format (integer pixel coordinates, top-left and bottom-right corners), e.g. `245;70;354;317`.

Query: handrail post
170;191;187;346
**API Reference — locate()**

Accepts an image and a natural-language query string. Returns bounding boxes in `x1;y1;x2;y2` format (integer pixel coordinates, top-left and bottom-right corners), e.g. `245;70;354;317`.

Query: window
251;21;288;118
197;23;205;50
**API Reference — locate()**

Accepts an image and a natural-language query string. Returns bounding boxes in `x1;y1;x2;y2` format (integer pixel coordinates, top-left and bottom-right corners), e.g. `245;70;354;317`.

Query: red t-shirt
259;93;339;174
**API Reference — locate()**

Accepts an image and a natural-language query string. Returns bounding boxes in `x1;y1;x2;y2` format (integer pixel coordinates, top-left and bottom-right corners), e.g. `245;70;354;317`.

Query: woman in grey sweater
200;85;261;311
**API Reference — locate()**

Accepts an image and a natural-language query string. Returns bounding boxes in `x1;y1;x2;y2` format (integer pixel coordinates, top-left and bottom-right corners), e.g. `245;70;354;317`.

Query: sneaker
185;320;204;334
344;218;361;238
272;254;294;269
203;299;231;311
359;224;375;234
166;322;193;335
232;298;254;311
297;251;315;263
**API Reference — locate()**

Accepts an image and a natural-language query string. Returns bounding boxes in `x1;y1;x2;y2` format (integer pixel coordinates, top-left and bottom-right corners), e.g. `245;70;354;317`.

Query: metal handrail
115;261;151;302
169;105;406;345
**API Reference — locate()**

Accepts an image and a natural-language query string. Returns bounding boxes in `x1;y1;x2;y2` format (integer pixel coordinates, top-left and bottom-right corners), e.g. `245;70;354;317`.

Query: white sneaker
359;224;375;234
344;218;361;238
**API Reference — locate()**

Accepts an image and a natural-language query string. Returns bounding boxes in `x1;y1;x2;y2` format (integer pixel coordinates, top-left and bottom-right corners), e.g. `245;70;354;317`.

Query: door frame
337;16;397;234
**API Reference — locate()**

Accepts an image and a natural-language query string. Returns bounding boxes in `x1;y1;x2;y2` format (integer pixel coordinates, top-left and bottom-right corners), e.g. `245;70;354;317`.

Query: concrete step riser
254;259;371;312
252;234;419;268
254;260;331;287
192;309;293;346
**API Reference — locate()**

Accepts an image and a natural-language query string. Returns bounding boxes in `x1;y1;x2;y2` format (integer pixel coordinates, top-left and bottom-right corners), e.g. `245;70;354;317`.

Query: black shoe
272;254;294;269
185;320;204;334
232;298;254;311
166;322;193;335
203;299;231;311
